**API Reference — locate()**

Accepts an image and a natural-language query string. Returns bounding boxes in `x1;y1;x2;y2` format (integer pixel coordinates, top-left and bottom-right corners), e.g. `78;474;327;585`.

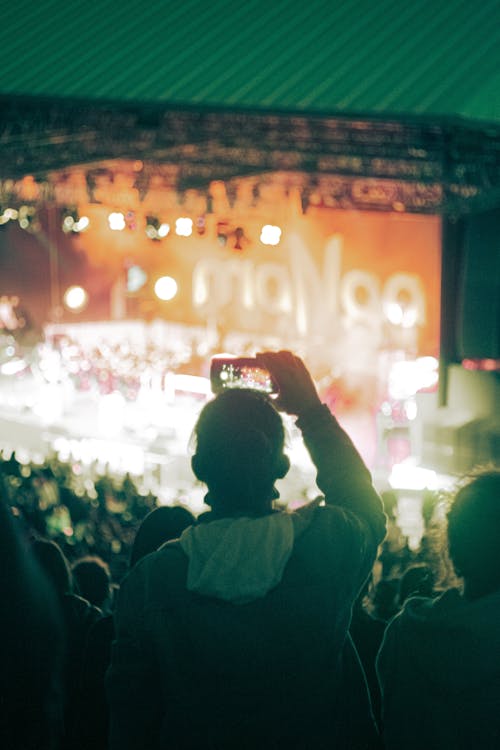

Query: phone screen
210;357;277;395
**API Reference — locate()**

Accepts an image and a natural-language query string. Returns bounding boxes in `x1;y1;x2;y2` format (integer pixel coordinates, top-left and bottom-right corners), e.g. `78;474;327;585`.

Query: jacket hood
387;588;500;692
179;511;309;604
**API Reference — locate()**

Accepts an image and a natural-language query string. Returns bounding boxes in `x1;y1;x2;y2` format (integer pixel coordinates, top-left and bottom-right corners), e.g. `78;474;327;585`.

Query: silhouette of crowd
1;351;498;749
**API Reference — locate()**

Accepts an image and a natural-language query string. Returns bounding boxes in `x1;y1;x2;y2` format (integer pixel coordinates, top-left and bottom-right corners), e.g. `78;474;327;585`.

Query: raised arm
256;351;386;546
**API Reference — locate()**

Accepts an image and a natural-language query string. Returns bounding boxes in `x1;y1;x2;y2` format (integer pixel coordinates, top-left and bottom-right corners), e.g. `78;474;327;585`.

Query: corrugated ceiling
0;0;499;123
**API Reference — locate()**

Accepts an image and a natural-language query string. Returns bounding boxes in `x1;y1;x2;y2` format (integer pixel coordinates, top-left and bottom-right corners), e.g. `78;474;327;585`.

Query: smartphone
210;356;277;395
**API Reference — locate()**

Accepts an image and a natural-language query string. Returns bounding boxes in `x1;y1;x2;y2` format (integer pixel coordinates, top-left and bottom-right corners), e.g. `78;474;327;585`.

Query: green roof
1;0;499;124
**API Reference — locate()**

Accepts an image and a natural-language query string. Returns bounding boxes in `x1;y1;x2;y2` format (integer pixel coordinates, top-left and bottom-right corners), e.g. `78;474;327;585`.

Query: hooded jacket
377;588;500;750
107;404;386;750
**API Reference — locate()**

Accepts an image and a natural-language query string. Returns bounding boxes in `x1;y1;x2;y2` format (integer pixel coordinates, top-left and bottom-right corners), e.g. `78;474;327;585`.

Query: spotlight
154;276;178;301
62;209;89;233
0;207;18;225
145;216;170;240
108;212;126;231
260;225;282;246
18;205;39;232
175;217;193;237
63;285;88;312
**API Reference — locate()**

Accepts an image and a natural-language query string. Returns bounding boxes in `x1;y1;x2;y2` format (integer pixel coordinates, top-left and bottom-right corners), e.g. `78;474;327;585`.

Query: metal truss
1;95;500;215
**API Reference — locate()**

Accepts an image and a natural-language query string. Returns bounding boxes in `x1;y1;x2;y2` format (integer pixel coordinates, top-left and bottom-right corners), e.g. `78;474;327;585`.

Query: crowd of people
1;351;499;749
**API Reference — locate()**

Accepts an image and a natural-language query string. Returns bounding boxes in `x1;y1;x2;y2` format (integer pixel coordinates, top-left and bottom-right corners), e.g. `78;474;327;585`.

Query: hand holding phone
255;351;321;416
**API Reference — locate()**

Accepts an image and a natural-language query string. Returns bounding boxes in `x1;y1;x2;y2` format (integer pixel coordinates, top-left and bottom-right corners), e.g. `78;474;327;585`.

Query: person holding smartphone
107;351;386;749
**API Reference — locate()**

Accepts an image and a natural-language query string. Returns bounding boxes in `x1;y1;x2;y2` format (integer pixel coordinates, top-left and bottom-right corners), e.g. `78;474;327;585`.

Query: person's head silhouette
191;389;290;517
447;468;500;599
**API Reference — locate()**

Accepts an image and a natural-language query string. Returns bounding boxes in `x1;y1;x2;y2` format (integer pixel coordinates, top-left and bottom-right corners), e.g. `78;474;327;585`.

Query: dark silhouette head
191;389;290;516
71;555;111;608
130;505;195;567
31;538;72;597
447;468;500;599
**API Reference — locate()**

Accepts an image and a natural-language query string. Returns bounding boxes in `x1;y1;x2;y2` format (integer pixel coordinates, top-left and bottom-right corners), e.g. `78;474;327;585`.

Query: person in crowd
0;487;64;750
72;555;112;611
78;504;195;750
32;538;102;749
377;468;500;750
129;504;196;568
107;350;387;749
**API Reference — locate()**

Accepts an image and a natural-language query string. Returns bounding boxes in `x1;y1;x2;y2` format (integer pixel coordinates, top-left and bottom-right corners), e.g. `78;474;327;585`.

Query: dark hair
447;469;500;590
71;555;111;608
31;538;72;597
130;505;195;567
192;389;289;513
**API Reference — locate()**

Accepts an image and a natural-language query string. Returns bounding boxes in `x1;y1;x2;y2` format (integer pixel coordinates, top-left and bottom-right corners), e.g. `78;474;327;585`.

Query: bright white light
386;301;418;328
0;358;26;375
404;398;418;421
108;212;126;231
173;374;212;396
386;302;403;325
63;286;88;312
158;222;170;238
154;276;178;301
175;217;193;237
389;462;438;491
260;225;282;246
389;357;439;400
74;216;89;232
99;392;125;437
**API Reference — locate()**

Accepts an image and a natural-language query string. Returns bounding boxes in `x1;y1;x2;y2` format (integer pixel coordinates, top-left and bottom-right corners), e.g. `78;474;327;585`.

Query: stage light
145;216;170;240
386;301;418;328
175;217;193;237
108;212;126;231
63;285;88;312
154;276;178;301
62;209;90;233
260;224;282;246
18;205;38;232
0;207;18;224
127;265;148;293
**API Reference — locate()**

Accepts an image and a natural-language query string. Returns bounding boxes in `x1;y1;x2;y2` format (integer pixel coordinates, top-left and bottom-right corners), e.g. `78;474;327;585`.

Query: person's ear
276;453;290;478
191;454;206;482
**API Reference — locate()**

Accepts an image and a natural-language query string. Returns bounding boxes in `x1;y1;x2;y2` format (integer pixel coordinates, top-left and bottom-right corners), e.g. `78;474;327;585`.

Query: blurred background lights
388;356;439;400
0;207;19;224
127;265;148;293
154;276;178;301
260;224;282;245
386;301;418;328
175;217;193;237
145;216;170;240
63;285;88;312
62;210;89;233
18;205;38;231
108;212;126;231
